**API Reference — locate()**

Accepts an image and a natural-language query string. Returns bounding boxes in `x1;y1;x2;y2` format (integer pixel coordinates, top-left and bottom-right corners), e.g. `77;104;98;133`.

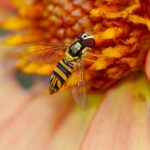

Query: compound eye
84;38;95;48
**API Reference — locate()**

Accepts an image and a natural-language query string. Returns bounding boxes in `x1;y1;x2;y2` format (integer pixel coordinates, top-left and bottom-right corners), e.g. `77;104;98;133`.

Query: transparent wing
5;42;69;64
72;57;88;111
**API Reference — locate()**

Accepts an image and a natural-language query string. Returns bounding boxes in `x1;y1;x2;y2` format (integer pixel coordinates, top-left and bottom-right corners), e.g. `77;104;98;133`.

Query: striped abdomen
49;59;75;94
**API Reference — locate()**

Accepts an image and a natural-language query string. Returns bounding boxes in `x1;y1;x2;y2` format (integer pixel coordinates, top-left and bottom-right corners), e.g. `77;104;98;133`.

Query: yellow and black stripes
49;59;74;94
49;32;95;96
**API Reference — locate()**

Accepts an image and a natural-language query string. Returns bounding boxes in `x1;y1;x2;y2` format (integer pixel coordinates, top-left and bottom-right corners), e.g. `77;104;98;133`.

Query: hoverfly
6;32;95;110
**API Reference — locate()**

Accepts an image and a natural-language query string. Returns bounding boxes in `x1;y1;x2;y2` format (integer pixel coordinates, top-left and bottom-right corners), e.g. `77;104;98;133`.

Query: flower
1;0;150;92
1;0;150;150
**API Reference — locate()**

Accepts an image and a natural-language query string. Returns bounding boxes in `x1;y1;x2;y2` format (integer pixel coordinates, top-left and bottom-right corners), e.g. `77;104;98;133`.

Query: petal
0;45;99;150
0;0;15;10
0;57;73;149
81;75;150;150
46;95;99;150
1;17;32;30
145;48;150;80
2;32;44;45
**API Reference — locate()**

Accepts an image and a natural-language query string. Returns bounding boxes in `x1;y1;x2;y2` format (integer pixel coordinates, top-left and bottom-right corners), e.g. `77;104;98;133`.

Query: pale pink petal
145;48;150;81
0;45;99;150
81;76;150;150
0;53;74;149
46;98;98;150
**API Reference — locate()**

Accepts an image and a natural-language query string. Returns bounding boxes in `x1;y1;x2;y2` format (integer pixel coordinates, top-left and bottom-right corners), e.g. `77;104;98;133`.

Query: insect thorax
65;40;85;62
